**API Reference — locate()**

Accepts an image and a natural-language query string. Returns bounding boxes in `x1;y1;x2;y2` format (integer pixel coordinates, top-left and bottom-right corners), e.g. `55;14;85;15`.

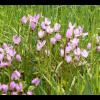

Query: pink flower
30;22;36;30
74;28;82;37
97;46;100;52
38;30;45;38
78;26;83;34
65;45;72;54
71;38;79;47
44;18;51;26
68;22;75;30
60;49;64;57
81;49;88;58
21;16;27;24
36;40;46;51
55;33;62;41
16;54;22;62
41;22;47;30
6;48;16;57
87;43;92;49
2;43;8;49
0;61;10;68
10;81;16;90
74;48;81;56
13;35;21;45
0;53;4;61
65;55;72;63
6;54;12;61
66;29;73;39
0;84;8;93
50;37;57;45
11;70;21;80
31;77;40;86
27;91;33;95
46;26;53;34
54;23;61;32
15;82;23;92
33;14;40;24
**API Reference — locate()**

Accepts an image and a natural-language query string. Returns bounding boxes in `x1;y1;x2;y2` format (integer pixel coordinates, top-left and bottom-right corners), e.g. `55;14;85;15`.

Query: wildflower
60;48;64;57
54;23;61;32
0;84;8;93
36;40;46;51
78;26;83;34
74;28;82;37
44;18;51;26
65;45;72;54
9;81;16;91
87;43;92;49
6;48;16;57
6;54;12;61
55;33;62;41
31;77;40;86
41;22;47;30
2;43;8;49
30;22;36;30
13;35;21;45
66;29;73;39
11;70;21;80
46;26;53;34
38;30;45;39
97;46;100;52
71;38;79;47
81;49;88;58
50;37;56;45
16;54;22;62
0;61;10;68
21;16;27;24
15;82;23;92
74;48;81;56
27;91;33;95
68;22;75;30
33;14;40;24
65;55;72;63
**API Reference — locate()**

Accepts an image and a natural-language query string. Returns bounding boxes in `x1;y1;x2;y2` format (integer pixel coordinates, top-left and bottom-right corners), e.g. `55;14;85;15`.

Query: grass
0;5;100;95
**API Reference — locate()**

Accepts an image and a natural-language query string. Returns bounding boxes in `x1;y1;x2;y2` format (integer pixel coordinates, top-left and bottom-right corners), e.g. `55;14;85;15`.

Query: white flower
81;49;88;58
38;30;45;38
54;23;61;32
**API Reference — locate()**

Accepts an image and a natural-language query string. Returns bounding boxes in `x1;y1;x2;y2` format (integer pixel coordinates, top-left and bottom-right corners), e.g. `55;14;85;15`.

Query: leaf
55;61;63;73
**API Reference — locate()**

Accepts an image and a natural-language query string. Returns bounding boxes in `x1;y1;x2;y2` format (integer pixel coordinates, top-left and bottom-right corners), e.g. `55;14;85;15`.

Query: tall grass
0;5;100;95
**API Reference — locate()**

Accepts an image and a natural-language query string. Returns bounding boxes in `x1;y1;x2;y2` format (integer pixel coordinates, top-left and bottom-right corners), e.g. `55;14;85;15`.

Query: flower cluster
37;17;62;57
0;35;21;69
60;22;90;63
0;69;40;95
21;14;40;31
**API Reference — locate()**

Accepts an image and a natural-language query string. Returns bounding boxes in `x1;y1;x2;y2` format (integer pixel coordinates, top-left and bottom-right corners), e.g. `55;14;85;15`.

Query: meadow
0;5;100;95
